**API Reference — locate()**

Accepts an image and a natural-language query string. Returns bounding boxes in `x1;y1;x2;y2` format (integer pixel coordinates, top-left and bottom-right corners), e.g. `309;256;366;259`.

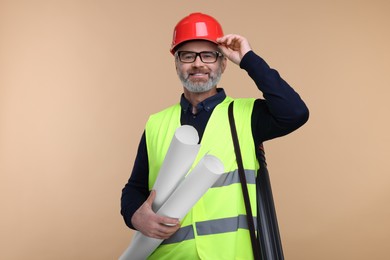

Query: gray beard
178;71;222;93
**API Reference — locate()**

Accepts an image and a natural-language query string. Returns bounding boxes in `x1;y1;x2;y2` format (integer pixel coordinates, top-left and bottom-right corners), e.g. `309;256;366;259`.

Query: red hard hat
170;13;224;55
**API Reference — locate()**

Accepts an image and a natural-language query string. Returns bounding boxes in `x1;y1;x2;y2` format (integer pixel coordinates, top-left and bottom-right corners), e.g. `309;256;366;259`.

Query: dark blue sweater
121;51;309;229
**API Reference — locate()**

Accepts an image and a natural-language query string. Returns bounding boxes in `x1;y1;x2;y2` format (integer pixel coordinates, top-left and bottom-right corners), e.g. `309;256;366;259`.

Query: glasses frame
176;51;223;64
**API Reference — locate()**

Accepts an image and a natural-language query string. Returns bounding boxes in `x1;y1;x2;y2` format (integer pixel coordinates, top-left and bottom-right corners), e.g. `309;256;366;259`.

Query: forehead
177;40;218;52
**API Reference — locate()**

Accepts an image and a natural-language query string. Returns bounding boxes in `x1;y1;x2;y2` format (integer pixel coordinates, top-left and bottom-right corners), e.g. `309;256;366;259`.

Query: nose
192;55;204;67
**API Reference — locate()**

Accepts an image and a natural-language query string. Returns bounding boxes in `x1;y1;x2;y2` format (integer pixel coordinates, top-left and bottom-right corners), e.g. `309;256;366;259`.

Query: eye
180;52;195;61
201;52;215;59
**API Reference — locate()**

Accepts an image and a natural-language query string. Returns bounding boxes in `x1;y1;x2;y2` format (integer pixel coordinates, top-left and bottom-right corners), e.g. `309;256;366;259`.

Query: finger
158;226;178;235
227;36;236;46
156;224;181;239
217;34;234;44
155;232;172;240
219;36;232;46
160;216;180;226
216;35;227;43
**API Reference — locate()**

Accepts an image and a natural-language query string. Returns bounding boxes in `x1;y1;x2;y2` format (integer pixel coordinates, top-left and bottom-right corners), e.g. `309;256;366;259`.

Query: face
175;41;227;93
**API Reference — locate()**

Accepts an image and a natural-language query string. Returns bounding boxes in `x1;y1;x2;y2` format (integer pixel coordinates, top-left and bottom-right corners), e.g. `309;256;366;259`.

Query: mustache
187;69;210;74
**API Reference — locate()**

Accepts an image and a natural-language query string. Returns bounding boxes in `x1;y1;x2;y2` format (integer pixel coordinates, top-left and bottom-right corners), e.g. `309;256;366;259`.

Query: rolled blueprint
119;154;225;260
157;155;225;218
152;125;200;211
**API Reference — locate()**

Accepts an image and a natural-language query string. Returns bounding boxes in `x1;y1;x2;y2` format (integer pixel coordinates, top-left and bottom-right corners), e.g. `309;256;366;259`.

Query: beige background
1;0;389;259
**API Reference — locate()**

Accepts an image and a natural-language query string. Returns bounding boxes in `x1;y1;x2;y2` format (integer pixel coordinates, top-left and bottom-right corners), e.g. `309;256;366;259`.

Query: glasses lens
200;52;218;63
179;52;196;63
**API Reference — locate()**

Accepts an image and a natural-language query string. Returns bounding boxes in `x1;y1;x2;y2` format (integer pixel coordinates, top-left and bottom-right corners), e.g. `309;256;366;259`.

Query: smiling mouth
189;72;209;78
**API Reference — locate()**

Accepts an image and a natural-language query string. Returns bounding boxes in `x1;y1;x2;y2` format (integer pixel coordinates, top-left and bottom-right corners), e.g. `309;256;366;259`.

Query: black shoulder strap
228;101;261;260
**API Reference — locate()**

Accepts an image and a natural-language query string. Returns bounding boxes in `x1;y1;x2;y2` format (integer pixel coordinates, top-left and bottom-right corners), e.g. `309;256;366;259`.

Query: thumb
146;190;156;205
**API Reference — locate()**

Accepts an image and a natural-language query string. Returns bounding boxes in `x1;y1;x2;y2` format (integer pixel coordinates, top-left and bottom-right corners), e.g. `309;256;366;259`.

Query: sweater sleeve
120;131;150;230
239;51;309;146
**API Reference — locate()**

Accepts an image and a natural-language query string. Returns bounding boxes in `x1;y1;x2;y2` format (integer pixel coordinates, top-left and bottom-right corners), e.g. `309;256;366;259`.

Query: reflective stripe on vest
212;169;256;187
162;215;258;245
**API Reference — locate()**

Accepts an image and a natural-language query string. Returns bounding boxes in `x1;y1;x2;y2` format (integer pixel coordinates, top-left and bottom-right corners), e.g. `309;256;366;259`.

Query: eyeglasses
176;51;222;64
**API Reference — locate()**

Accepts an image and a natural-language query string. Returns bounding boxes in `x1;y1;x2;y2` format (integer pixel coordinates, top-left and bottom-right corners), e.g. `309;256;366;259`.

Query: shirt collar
180;88;227;113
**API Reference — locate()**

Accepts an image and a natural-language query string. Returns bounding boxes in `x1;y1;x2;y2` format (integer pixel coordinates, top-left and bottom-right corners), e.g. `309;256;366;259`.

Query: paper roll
119;232;162;260
119;154;224;260
152;125;200;211
157;155;225;219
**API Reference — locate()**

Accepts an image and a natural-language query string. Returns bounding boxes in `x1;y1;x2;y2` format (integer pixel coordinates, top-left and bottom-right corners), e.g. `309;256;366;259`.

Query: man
121;12;309;259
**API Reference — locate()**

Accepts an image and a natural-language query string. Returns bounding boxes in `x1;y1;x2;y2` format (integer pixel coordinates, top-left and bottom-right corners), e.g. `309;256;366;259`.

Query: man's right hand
131;190;181;239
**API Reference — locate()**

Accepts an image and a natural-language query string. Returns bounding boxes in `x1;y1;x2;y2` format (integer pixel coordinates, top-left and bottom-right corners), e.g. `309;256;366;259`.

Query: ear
174;57;179;71
220;56;227;73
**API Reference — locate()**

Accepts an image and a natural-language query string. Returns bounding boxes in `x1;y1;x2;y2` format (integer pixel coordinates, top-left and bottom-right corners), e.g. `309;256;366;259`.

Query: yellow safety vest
145;97;259;260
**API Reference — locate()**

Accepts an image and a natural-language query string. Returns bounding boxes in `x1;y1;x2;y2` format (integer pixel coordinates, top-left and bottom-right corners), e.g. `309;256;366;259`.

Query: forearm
240;51;309;127
121;184;149;229
120;132;150;229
